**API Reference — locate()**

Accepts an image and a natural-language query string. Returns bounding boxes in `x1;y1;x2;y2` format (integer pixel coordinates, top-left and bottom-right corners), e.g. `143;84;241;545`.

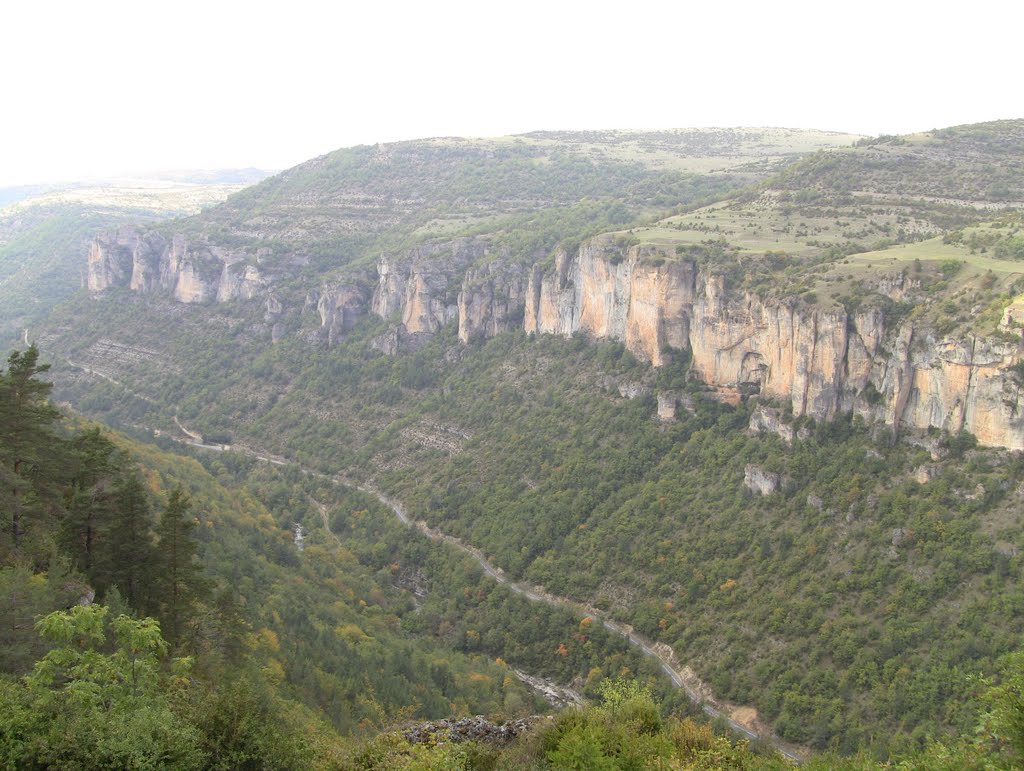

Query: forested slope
10;121;1024;763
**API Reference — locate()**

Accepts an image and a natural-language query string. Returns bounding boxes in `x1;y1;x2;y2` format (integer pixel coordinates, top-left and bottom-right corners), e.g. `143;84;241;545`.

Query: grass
845;237;1024;275
613;195;928;259
424;128;862;175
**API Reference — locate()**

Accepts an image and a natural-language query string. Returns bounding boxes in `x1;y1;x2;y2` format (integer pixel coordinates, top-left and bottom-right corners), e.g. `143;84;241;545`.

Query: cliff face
86;230;1024;449
522;242;1024;450
687;278;850;419
458;261;530;343
86;229;154;293
524;244;694;366
867;332;1024;449
86;229;258;304
372;239;490;335
315;284;370;345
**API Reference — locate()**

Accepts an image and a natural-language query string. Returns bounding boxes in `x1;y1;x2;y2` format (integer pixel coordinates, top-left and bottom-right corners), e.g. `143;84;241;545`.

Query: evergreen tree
154;487;208;644
0;345;62;550
96;472;156;612
60;429;119;577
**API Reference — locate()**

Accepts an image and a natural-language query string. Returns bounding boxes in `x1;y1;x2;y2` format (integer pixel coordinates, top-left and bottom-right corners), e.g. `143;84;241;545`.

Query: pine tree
154;487;208;644
0;345;62;550
96;472;156;612
61;429;119;577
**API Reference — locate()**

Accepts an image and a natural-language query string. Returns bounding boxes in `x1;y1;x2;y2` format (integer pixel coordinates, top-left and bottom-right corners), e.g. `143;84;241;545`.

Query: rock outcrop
401;716;540;746
315;285;369;345
86;229;1024;450
745;465;782;495
458;261;529;343
524;242;693;366
372;238;490;335
657;392;679;422
86;229;250;304
521;241;1024;450
748;406;796;444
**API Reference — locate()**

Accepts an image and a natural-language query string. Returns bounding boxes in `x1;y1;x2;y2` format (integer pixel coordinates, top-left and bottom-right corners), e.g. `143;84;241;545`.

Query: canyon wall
524;243;693;366
86;228;265;303
520;243;1024;450
86;231;1024;449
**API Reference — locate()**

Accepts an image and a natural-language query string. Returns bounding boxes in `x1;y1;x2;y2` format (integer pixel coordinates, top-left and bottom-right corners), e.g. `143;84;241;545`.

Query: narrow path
174;415;204;443
57;356;160;405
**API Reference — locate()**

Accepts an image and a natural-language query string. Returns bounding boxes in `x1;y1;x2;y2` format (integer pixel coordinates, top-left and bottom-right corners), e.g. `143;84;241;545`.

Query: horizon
4;0;1022;187
5;119;1020;190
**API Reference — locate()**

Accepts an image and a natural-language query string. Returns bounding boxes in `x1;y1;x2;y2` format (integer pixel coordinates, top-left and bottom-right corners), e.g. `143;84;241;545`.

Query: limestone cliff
315;284;370;345
458;261;529;343
522;241;1024;450
86;229;256;304
371;238;490;335
524;243;693;366
86;229;1024;449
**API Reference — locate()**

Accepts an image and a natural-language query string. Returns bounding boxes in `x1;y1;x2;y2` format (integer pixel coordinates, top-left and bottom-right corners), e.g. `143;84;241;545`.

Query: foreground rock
401;715;542;745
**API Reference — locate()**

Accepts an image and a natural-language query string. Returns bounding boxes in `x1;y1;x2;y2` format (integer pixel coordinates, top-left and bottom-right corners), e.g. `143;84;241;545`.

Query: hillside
13;121;1024;759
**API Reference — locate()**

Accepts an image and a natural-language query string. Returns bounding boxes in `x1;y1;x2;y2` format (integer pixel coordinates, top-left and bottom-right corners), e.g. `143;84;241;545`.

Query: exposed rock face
87;229;1024;450
522;241;1024;450
657;392;679;422
525;243;693;366
86;229;244;304
86;229;156;293
745;465;781;495
316;285;369;345
748;405;795;444
217;263;266;302
618;382;651;400
872;334;1024;449
372;238;489;334
402;716;541;746
458;261;529;343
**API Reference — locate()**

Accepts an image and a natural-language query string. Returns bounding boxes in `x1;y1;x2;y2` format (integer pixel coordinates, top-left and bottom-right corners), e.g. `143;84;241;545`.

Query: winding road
192;430;802;761
352;481;805;763
135;416;806;763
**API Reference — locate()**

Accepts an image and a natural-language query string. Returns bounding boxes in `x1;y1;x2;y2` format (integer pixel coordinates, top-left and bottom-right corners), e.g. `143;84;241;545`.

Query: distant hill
775;119;1024;202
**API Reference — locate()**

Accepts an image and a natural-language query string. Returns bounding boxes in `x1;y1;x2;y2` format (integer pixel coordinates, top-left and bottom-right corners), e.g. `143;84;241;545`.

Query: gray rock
402;716;540;745
745;464;781;496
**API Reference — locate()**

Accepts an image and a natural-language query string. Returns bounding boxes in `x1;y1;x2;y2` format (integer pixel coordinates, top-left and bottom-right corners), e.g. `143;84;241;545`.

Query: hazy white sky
2;0;1022;186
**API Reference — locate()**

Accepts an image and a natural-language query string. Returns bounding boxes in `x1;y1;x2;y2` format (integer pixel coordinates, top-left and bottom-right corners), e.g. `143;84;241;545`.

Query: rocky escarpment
308;284;369;346
521;243;1024;450
85;228;265;303
86;229;1024;449
525;242;692;366
373;238;492;335
459;260;530;343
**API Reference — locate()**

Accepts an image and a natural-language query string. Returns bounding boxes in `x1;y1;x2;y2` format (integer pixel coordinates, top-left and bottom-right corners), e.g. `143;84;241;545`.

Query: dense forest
5;343;1024;769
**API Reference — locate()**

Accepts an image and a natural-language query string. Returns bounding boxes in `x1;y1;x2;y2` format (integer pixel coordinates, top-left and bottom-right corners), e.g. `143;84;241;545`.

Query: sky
2;0;1022;186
